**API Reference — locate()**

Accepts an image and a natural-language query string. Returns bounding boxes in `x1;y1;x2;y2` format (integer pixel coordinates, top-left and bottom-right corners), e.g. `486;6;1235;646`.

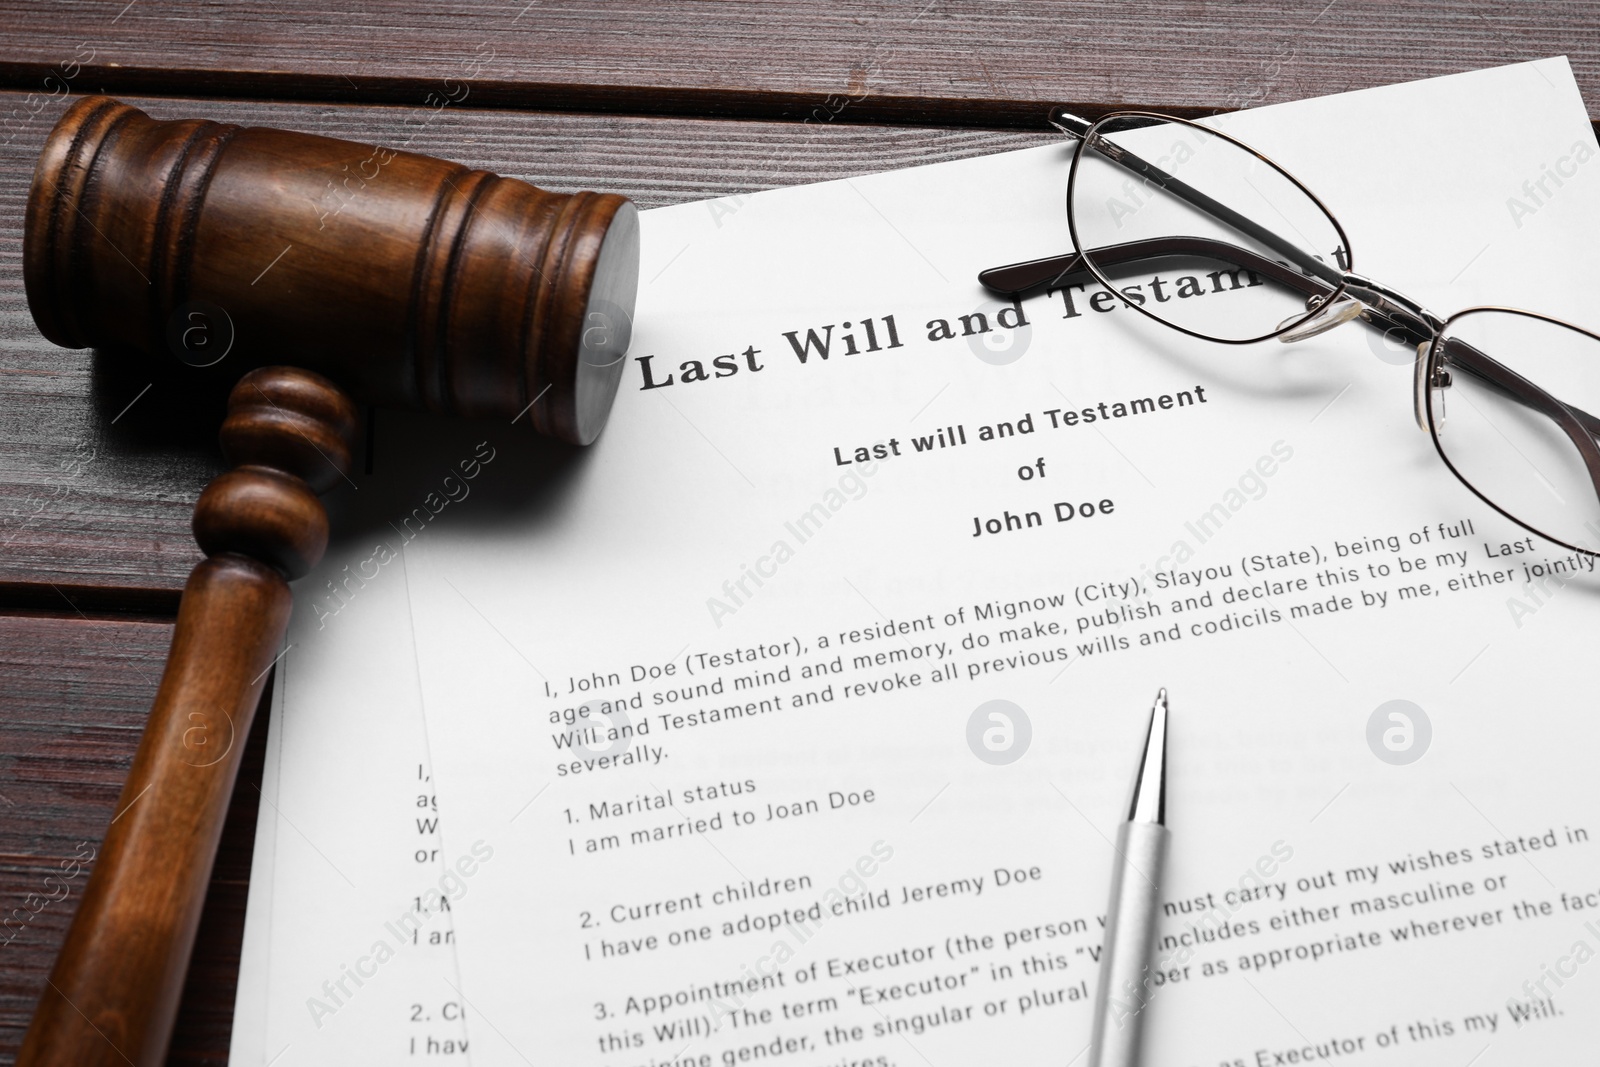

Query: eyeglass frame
978;107;1600;559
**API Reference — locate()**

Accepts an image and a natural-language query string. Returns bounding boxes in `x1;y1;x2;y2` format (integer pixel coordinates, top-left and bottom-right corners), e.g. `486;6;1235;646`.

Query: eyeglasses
979;108;1600;558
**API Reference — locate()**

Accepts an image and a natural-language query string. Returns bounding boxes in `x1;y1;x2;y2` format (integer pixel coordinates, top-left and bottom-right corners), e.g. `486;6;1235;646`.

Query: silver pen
1088;689;1170;1067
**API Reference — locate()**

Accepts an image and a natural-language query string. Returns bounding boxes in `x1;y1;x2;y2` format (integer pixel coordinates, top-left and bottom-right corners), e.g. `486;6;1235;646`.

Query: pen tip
1129;689;1168;825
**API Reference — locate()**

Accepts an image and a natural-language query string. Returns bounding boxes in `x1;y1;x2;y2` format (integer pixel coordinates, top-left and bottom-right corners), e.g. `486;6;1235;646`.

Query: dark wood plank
0;91;1052;598
0;612;270;1066
0;1;1595;128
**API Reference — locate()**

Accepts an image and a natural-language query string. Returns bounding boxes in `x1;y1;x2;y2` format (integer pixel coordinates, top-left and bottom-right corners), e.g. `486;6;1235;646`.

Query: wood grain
0;90;1052;599
24;96;639;445
0;1;1594;128
0;612;269;1067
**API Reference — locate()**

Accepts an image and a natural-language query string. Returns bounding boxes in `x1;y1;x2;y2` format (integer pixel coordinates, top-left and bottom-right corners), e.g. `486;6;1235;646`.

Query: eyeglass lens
1069;114;1348;344
1430;309;1600;553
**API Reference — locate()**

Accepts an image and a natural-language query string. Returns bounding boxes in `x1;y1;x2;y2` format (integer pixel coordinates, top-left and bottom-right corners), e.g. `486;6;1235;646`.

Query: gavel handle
19;559;289;1066
18;368;357;1067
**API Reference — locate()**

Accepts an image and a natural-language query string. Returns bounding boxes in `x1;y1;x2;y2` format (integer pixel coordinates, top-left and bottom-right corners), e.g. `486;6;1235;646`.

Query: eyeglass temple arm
981;236;1435;345
978;236;1325;302
980;240;1600;454
1051;111;1345;289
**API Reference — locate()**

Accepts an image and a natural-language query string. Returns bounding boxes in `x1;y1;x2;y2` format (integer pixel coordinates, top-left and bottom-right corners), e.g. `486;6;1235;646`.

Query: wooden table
0;3;1595;1061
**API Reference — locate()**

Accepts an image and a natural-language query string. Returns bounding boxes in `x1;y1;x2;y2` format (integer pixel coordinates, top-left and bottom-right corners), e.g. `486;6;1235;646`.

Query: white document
235;58;1600;1067
228;426;497;1064
403;58;1600;1066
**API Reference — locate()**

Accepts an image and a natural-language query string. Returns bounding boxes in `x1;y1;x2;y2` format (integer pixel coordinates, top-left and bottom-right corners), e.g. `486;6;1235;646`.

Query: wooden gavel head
23;95;639;444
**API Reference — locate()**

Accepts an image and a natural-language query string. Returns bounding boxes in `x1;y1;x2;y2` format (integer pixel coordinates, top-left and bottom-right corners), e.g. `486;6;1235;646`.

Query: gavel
17;95;641;1066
